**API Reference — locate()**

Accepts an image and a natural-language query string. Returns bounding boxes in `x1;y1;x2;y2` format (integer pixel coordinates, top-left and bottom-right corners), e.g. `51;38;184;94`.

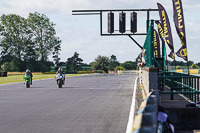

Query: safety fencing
159;72;200;103
132;91;159;133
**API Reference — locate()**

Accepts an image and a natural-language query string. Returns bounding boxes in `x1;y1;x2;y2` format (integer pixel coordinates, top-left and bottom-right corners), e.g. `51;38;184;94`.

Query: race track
0;73;137;133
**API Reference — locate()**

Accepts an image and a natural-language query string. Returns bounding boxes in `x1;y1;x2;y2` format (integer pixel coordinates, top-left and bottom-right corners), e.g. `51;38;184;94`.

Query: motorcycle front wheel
58;80;62;88
26;81;30;88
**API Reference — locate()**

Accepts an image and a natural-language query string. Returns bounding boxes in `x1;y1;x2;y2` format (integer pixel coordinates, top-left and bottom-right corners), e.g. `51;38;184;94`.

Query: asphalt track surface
0;73;137;133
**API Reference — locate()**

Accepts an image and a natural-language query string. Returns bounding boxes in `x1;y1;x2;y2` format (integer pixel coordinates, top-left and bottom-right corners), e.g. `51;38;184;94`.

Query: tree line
167;60;200;69
0;12;137;73
63;52;138;73
0;13;199;72
0;12;61;72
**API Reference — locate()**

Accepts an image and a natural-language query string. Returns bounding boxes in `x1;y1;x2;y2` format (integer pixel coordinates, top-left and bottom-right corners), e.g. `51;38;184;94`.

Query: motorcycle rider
24;69;33;85
56;67;65;84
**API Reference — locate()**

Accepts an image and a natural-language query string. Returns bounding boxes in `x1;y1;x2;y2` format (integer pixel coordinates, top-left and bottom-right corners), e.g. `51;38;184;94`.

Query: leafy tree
0;57;2;71
190;64;199;69
27;12;61;72
0;55;15;66
92;55;109;73
57;62;66;66
196;62;200;68
188;61;194;66
1;61;19;72
66;52;83;71
136;66;139;70
167;60;194;66
115;66;125;73
24;44;38;71
108;55;120;71
120;61;137;70
0;12;61;72
110;55;117;62
43;61;54;72
52;43;61;69
0;14;31;71
79;63;92;71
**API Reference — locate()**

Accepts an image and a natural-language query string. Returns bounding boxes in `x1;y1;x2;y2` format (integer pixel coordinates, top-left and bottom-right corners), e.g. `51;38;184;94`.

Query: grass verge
0;74;82;85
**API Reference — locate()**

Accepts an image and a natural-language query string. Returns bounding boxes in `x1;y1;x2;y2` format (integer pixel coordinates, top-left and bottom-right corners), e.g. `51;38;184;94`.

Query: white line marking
126;76;139;133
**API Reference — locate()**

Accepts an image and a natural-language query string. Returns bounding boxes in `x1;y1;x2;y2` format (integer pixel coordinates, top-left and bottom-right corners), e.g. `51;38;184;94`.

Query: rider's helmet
26;69;30;73
58;67;63;73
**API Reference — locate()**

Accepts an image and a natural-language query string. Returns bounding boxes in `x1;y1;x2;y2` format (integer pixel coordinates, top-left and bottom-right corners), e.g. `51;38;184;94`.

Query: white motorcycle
56;73;65;88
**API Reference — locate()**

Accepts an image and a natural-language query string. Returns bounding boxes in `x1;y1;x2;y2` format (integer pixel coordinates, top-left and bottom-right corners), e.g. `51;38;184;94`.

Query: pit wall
140;67;158;96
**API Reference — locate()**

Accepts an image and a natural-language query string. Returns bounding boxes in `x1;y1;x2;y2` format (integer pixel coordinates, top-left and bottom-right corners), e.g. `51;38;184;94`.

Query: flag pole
174;59;176;71
164;42;168;71
187;61;189;75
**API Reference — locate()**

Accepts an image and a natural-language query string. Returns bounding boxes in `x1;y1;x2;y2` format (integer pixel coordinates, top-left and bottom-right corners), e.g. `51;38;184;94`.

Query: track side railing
158;72;200;102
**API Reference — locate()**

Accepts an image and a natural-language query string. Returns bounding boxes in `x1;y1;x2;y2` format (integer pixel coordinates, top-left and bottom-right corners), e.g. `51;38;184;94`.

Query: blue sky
0;0;199;64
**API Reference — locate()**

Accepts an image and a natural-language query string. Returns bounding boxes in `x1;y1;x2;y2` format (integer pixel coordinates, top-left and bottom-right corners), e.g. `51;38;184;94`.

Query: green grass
0;74;82;85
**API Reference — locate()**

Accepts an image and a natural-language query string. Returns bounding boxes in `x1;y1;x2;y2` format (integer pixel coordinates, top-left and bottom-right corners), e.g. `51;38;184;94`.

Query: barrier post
170;78;174;100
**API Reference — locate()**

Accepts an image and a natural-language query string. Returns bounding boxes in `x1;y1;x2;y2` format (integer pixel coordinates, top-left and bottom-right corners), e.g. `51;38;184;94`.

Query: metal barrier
159;72;200;102
132;91;159;133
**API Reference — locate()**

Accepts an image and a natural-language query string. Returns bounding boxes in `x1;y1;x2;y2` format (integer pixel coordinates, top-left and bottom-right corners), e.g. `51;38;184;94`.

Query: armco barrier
77;71;94;74
132;91;159;133
94;70;105;73
43;72;56;74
